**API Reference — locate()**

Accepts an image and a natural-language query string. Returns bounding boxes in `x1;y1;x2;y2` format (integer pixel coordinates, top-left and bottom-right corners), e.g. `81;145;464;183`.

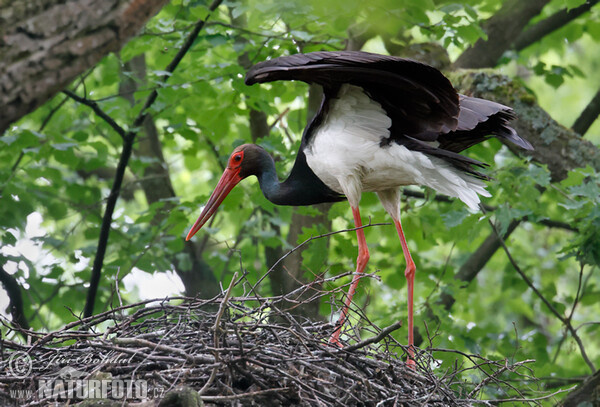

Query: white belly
304;84;490;210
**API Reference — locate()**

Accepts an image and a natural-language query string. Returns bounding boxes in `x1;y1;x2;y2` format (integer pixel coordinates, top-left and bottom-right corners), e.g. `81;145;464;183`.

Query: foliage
1;0;599;403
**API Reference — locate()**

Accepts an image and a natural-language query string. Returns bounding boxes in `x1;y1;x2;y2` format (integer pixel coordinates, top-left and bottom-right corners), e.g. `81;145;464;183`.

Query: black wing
246;51;533;179
245;51;460;137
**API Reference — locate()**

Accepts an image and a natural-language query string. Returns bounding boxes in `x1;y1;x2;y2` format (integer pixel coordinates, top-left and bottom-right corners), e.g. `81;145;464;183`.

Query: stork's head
185;144;269;240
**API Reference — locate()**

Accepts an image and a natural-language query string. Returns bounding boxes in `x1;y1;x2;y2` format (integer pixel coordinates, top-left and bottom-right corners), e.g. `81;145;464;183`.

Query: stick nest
1;290;540;406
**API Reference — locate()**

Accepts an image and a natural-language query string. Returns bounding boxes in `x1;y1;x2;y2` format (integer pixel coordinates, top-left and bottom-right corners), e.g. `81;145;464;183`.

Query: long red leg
329;206;370;346
393;217;416;368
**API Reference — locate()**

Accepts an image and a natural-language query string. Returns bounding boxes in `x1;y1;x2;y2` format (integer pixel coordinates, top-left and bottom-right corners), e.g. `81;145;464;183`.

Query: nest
0;277;543;406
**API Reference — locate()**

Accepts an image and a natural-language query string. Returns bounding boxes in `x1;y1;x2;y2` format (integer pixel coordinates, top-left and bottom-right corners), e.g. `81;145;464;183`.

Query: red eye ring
229;151;244;167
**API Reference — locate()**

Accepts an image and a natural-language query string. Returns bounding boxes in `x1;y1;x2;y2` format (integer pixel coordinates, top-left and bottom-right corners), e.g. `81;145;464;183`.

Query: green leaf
564;0;586;10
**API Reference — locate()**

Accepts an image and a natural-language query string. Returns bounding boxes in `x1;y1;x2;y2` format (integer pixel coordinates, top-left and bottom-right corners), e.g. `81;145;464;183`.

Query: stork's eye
229;151;244;167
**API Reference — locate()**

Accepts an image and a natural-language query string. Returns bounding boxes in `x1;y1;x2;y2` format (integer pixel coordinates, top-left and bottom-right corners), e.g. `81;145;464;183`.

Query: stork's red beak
186;167;242;241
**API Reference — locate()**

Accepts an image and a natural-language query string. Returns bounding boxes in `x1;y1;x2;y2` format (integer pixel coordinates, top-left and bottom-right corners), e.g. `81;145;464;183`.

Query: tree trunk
0;0;169;134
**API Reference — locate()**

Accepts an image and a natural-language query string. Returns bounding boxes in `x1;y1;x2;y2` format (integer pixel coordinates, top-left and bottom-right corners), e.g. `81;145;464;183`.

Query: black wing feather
246;51;533;178
246;51;460;136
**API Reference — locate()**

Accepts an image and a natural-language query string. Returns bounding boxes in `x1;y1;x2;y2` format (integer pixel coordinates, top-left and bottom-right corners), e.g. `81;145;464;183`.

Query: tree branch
572;87;600;136
453;0;550;69
80;1;224;318
513;0;599;51
437;219;521;312
448;70;600;182
489;219;596;373
133;0;224;128
63;90;127;139
83;130;135;318
559;369;600;407
0;0;170;134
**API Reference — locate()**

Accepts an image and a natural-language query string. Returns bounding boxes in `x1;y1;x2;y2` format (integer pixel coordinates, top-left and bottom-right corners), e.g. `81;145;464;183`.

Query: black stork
186;51;533;366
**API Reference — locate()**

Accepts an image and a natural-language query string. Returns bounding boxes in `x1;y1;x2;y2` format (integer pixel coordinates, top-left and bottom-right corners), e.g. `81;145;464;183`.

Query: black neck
257;149;344;206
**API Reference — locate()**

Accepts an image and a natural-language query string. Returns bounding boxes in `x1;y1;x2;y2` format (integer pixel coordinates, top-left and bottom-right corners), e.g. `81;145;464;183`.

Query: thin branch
572;87;600;136
63;90;127;139
402;188;577;232
251;222;391;292
342;320;402;352
488;219;597;373
83;130;135;318
78;0;224;318
437;219;521;312
513;0;600;51
133;0;224;129
199;271;238;395
484;385;576;403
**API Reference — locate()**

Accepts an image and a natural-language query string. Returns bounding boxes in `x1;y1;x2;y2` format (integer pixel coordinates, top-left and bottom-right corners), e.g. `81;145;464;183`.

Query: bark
453;0;550;69
0;0;169;134
119;55;220;298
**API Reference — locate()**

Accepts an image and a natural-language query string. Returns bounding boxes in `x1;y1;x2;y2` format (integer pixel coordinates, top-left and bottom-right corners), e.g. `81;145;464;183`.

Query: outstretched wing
245;51;460;137
245;51;533;180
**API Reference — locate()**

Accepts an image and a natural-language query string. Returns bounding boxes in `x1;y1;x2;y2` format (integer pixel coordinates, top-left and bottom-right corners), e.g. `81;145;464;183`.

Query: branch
437;219;521;312
560;370;600;407
402;189;577;232
80;1;224;318
133;0;224;128
513;0;599;51
342;320;402;352
489;219;596;373
0;0;170;134
572;87;600;136
448;70;600;182
251;222;391;293
63;90;127;139
453;0;550;69
83;130;135;318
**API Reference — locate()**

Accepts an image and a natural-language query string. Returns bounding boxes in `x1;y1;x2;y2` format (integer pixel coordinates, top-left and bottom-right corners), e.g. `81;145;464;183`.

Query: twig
201;387;291;401
488;219;597;373
68;0;225;318
62;90;127;139
342;320;402;352
199;272;238;396
484;385;577;403
269;107;291;130
252;222;391;292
